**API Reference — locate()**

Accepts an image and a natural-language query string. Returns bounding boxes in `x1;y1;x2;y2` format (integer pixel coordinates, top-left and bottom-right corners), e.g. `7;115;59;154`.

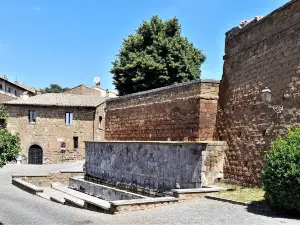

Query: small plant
0;105;8;128
262;126;300;213
0;105;20;167
0;130;20;167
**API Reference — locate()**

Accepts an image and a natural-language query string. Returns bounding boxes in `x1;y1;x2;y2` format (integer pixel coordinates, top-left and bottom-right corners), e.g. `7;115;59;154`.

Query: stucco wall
85;141;228;191
216;0;300;185
6;105;105;164
105;80;219;141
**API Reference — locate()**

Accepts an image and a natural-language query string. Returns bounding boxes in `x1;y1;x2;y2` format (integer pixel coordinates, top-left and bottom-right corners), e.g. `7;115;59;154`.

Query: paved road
0;162;298;225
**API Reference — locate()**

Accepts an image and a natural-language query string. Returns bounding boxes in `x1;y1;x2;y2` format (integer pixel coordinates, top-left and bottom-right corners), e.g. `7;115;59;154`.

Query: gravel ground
0;162;299;225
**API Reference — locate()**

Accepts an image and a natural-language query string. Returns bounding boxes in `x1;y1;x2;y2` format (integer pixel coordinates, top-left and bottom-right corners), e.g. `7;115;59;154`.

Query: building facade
5;93;106;164
65;84;117;98
216;0;300;185
105;80;219;141
0;75;36;103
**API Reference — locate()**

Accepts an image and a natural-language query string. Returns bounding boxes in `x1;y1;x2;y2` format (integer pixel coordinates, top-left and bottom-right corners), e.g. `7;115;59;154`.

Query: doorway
28;145;43;164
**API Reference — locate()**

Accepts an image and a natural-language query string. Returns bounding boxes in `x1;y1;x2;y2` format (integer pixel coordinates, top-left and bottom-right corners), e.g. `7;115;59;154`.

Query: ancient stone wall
94;103;106;140
6;105;105;164
85;141;228;190
216;0;300;185
105;80;219;141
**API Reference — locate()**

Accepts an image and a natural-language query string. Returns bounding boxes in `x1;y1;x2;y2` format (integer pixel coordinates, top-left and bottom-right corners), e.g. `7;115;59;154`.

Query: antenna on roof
93;76;100;88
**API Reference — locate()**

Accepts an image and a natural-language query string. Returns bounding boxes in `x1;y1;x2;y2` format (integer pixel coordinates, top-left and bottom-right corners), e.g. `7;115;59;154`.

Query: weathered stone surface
5;104;106;164
216;0;300;186
105;80;220;142
85;141;228;190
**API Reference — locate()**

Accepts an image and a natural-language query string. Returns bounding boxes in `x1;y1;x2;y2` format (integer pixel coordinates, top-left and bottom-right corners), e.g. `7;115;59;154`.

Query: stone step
51;182;111;210
12;178;43;194
42;187;67;204
36;192;51;200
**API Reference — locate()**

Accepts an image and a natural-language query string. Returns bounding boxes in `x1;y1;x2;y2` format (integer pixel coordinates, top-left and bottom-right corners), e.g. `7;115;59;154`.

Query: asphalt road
0;162;298;225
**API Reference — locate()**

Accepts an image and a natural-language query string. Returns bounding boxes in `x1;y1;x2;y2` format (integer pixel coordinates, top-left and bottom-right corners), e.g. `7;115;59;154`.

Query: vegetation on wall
41;84;69;93
262;127;300;214
0;105;8;128
111;15;206;96
0;105;20;167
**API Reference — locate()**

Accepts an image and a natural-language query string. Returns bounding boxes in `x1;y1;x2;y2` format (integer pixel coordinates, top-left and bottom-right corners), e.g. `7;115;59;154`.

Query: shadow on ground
247;200;300;220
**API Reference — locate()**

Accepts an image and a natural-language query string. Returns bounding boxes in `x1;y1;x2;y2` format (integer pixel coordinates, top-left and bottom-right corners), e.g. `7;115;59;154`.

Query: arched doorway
28;145;43;164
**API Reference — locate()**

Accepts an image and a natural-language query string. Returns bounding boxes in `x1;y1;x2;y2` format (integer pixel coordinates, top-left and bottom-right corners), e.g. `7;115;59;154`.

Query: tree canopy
41;84;69;94
111;15;206;96
0;106;20;167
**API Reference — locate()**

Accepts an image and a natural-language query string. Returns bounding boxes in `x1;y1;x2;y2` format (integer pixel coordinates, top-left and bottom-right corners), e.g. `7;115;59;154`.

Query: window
65;112;73;125
29;111;36;123
99;116;103;129
7;87;11;93
14;90;17;96
0;84;2;90
73;136;78;149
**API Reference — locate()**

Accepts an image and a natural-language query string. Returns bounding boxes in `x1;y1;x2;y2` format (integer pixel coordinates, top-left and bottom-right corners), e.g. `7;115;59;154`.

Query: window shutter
66;113;69;125
29;111;33;122
33;111;37;122
70;113;73;125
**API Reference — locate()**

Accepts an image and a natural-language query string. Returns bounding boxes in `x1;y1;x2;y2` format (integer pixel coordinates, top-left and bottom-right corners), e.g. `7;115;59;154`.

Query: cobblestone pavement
0;162;299;225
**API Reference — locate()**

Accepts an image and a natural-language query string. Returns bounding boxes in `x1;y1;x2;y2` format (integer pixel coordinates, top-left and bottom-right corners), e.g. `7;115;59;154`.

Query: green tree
111;15;206;95
0;105;8;129
42;84;69;93
262;127;300;214
0;106;20;167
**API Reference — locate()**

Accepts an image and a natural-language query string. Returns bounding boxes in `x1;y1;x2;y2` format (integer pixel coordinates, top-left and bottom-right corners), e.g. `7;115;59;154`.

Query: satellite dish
93;76;100;84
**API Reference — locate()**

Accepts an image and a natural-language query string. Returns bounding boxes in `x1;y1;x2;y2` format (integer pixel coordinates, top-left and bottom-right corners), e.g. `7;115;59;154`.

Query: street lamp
261;87;272;103
261;87;283;114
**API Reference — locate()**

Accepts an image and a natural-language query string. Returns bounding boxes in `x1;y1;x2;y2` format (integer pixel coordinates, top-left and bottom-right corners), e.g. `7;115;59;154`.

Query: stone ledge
12;178;44;194
171;187;226;194
12;174;49;178
111;197;178;206
106;79;220;103
85;140;228;145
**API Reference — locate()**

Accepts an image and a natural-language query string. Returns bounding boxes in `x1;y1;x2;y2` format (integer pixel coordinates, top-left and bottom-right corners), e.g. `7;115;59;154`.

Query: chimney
36;88;41;95
106;89;109;97
95;81;100;88
1;75;7;80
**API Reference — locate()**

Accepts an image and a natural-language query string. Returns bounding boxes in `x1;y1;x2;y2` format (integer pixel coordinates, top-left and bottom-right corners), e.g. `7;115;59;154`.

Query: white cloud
32;6;40;11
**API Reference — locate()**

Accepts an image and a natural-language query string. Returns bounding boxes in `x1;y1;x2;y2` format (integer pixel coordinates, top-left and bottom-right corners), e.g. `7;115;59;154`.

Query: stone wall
216;0;300;185
105;80;219;141
21;171;84;187
85;141;228;191
6;104;105;164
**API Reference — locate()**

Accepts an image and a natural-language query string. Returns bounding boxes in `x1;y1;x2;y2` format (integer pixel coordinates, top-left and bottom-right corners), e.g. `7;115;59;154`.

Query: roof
65;84;117;95
4;93;106;107
0;76;35;94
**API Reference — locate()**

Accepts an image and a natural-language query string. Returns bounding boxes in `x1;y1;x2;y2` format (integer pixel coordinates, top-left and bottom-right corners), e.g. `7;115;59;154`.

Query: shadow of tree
247;200;300;220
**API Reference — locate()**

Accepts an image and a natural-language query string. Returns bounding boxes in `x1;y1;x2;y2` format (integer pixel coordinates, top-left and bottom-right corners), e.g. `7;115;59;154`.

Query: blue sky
0;0;289;91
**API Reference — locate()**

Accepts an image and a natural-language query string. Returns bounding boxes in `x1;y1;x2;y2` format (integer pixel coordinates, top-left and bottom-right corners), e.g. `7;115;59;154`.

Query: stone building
4;93;106;164
65;83;117;98
105;79;219;141
216;0;300;185
0;75;35;103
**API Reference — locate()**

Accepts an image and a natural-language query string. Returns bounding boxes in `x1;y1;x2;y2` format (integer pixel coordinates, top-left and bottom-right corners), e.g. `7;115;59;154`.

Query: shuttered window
29;111;36;123
65;112;73;125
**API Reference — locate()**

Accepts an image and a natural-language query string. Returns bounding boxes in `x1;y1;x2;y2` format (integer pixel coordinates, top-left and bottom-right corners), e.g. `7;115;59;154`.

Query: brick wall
6;105;105;164
216;0;300;185
105;80;219;141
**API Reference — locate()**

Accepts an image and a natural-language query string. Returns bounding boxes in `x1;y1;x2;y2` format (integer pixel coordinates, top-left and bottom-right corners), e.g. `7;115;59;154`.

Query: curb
205;195;249;206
